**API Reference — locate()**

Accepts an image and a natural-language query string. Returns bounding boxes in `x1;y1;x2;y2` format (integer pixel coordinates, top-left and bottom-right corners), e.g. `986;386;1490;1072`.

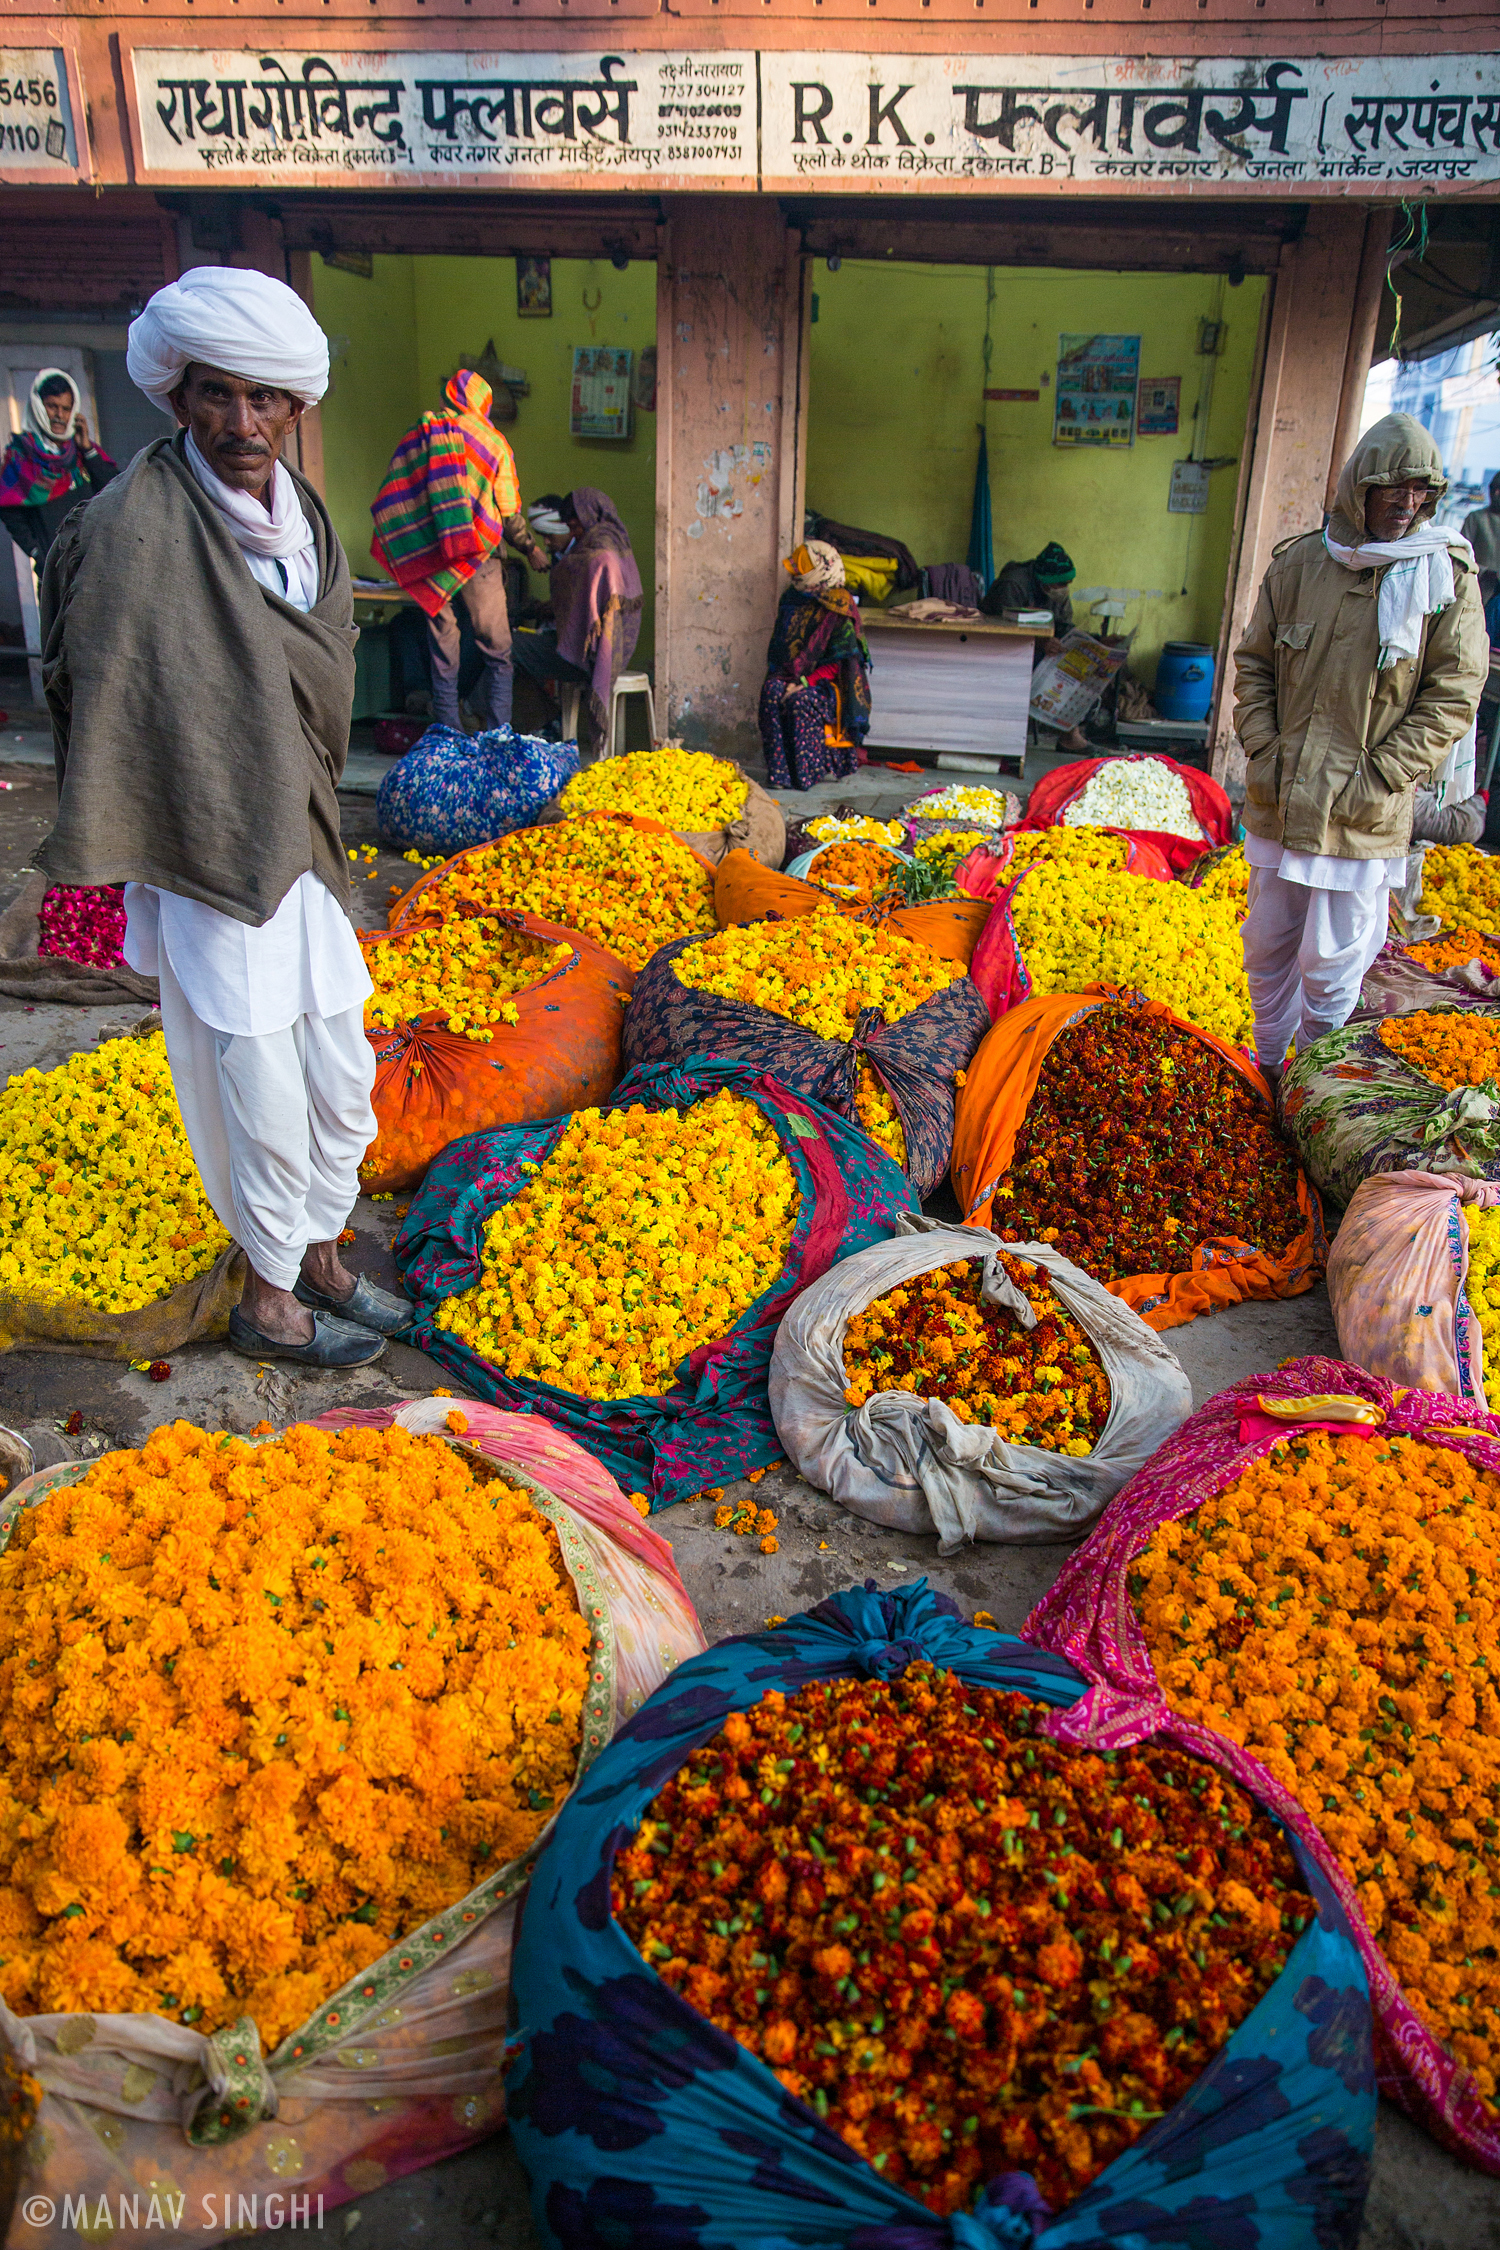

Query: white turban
127;267;330;415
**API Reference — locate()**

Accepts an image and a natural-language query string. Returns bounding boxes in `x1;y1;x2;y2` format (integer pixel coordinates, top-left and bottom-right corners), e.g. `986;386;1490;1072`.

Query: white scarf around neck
185;431;320;612
1323;520;1473;669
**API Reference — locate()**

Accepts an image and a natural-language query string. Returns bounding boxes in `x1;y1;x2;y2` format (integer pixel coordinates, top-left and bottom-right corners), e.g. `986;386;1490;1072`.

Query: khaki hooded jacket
1234;414;1488;861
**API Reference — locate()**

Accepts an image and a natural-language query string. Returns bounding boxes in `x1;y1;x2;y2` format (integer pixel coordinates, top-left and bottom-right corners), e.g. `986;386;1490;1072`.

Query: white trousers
158;952;377;1291
1241;867;1389;1071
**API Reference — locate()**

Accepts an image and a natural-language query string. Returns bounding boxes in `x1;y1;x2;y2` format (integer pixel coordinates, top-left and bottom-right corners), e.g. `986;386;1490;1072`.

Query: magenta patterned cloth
1023;1350;1500;2176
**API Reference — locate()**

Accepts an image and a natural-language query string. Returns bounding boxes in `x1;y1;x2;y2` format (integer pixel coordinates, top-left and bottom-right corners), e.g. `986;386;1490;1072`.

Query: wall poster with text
1054;336;1140;449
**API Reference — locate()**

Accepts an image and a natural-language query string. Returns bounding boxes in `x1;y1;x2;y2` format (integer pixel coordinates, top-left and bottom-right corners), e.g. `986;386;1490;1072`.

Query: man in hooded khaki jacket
1234;413;1488;1079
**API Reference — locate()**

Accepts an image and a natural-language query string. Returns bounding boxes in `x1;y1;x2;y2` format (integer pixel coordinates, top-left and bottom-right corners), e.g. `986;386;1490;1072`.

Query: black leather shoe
293;1273;414;1337
228;1306;386;1367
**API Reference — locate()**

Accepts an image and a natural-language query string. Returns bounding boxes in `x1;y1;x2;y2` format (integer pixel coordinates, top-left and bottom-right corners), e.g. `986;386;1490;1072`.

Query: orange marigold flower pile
1379;1009;1500;1093
713;1494;780;1541
1405;927;1500;977
673;910;964;1168
842;1254;1110;1457
363;918;572;1040
396;814;715;974
0;1421;590;2052
808;840;903;909
614;1670;1310;2216
434;1091;801;1401
1132;1427;1500;2104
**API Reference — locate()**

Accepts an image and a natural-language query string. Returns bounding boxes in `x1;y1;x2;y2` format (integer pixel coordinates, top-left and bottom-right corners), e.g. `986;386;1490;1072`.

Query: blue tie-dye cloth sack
507;1581;1376;2250
376;723;578;856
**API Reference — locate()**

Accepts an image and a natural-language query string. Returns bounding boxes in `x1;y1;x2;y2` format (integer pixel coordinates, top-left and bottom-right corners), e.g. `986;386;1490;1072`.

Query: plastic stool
606;672;656;758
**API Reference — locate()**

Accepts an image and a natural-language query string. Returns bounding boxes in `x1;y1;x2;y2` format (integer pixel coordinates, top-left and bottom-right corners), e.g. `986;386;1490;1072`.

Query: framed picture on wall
1054;334;1140;448
1137;376;1181;436
517;256;552;318
571;347;633;440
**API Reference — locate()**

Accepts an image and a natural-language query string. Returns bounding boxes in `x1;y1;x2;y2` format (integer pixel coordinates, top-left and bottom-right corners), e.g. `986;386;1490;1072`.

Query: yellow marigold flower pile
1007;827;1131;876
1379;1010;1500;1093
1407;927;1500;975
914;827;988;872
559;745;747;831
0;1421;590;2051
434;1092;800;1400
673;910;964;1165
1011;862;1253;1048
0;1034;229;1315
1132;1427;1500;2103
1465;1208;1500;1414
1189;844;1251;919
807;839;903;907
1421;843;1500;931
364;918;573;1040
807;815;903;847
399;814;715;975
910;784;1013;829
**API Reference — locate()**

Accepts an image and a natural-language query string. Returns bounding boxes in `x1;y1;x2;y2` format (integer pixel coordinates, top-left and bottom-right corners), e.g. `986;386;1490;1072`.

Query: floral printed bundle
842;1252;1110;1456
613;1668;1314;2215
994;1004;1303;1285
1132;1420;1500;2111
0;1420;591;2051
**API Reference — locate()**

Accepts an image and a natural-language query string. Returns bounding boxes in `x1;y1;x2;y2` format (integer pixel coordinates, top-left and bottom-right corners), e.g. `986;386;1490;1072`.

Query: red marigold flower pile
842;1254;1110;1456
996;1005;1302;1282
614;1669;1311;2216
37;884;127;970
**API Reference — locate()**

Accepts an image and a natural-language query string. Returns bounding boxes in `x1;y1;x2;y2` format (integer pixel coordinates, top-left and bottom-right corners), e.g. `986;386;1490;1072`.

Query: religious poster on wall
1137;377;1182;436
117;48;1500;194
1054;336;1140;449
571;347;632;441
0;50;80;174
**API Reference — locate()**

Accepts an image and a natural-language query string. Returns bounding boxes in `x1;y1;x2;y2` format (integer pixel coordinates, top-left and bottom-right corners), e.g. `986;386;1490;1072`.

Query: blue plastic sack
375;723;579;856
507;1580;1376;2250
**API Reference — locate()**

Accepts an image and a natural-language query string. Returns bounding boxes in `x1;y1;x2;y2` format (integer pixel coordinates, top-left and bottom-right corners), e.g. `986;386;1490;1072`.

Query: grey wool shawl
37;433;355;926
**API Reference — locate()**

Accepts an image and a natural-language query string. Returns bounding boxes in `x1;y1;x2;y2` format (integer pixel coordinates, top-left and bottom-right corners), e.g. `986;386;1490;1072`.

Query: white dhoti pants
1241;867;1389;1070
157;951;377;1292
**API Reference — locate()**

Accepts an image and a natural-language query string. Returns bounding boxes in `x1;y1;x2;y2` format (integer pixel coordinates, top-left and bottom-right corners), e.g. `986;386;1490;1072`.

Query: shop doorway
803;258;1265;781
311;251;657;741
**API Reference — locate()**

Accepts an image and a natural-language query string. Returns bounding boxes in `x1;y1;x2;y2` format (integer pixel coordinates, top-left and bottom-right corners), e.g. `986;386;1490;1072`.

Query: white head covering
528;501;570;540
127;268;329;415
183;430;319;612
27;368;77;453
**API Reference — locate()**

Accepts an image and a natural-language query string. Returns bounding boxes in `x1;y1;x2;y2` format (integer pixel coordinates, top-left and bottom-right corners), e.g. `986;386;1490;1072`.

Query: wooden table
861;611;1049;769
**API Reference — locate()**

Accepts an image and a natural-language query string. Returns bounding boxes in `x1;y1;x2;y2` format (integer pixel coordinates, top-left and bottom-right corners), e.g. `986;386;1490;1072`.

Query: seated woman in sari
758;541;872;791
511;487;642;757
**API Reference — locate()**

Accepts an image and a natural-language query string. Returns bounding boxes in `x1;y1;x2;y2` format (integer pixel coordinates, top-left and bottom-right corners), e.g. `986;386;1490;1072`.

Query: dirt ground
0;739;1492;2249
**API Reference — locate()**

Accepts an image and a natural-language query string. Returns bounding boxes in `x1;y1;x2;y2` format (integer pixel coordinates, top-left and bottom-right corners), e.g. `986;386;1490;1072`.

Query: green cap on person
1033;542;1076;586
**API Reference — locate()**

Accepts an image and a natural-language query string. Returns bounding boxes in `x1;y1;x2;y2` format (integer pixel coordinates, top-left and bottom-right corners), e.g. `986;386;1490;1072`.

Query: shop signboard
123;47;1500;193
0;49;81;175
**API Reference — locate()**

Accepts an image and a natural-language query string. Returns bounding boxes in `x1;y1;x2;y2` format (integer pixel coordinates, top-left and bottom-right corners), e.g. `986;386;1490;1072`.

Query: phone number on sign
0;78;58;108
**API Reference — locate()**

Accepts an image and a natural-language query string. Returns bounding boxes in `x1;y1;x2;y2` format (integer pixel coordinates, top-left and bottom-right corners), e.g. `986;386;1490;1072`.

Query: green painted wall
807;261;1265;686
314;253;657;665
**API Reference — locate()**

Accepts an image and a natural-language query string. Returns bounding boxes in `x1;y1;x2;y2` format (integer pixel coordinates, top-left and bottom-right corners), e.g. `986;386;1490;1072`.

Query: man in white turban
37;266;410;1366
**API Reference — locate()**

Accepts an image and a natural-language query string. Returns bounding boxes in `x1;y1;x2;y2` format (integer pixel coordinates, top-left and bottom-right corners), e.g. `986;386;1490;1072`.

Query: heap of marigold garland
0;1033;228;1314
673;911;964;1165
397;815;715;974
1007;829;1131;876
843;1254;1110;1455
1420;844;1500;932
0;1420;590;2051
1380;1010;1500;1093
995;1005;1303;1282
808;839;904;908
559;746;747;831
614;1671;1311;2215
1405;927;1500;977
434;1091;800;1400
1008;862;1252;1048
364;918;573;1040
1133;1425;1500;2105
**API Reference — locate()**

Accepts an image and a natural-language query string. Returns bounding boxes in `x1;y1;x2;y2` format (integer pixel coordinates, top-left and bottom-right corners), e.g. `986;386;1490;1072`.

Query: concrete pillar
654;197;809;757
1211;205;1377;782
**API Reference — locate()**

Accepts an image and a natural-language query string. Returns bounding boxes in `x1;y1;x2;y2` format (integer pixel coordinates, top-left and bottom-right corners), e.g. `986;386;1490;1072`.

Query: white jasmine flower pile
1060;758;1206;843
905;785;1018;831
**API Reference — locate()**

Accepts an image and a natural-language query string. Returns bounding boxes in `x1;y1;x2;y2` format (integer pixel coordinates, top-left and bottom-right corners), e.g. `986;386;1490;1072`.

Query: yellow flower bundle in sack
386;812;716;974
557;748;784;869
0;1402;705;2237
620;907;991;1191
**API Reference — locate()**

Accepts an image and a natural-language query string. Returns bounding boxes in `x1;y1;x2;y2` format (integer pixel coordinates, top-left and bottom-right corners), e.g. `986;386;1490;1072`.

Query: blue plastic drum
1154;640;1216;723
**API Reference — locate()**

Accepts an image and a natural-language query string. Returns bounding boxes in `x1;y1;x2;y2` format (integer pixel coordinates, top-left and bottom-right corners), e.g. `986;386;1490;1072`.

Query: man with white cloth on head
37;265;410;1366
1233;413;1489;1088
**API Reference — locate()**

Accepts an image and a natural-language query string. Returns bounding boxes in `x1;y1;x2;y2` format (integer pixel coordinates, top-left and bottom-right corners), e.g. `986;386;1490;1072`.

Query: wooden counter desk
861;610;1049;769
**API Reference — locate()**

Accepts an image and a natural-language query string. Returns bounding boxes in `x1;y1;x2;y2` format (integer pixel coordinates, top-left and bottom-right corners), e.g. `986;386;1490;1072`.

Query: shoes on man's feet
293;1273;414;1336
228;1306;386;1368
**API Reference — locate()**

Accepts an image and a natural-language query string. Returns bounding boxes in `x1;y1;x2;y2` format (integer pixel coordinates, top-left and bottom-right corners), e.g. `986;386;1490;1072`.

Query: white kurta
124;443;375;1285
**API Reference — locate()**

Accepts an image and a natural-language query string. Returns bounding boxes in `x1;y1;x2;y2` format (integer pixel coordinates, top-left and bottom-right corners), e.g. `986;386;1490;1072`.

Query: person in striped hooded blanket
371;369;552;731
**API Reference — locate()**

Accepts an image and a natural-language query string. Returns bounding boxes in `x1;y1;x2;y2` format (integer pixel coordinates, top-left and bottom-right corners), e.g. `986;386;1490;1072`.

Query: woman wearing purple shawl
513;487;642;758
